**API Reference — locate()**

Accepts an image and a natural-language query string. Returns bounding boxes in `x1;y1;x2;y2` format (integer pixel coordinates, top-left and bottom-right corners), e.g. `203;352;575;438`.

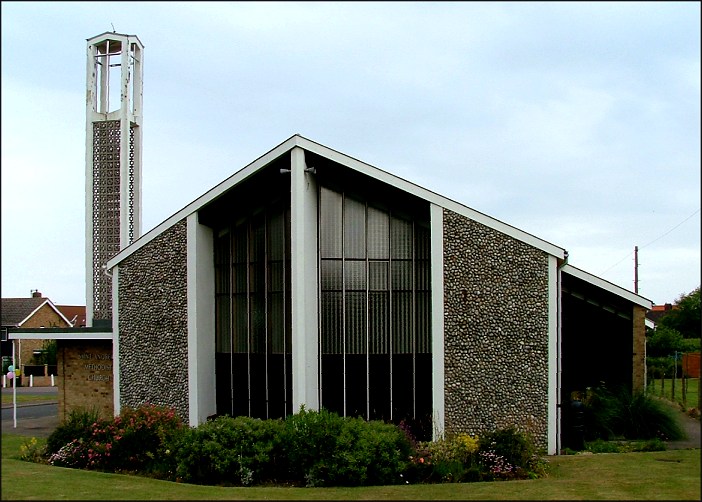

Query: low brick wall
57;339;114;421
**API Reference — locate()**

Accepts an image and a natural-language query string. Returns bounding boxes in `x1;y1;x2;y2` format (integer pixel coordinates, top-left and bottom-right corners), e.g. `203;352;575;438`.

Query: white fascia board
562;264;653;309
107;136;299;269
17;300;73;328
87;32;144;49
8;332;113;340
108;133;566;268
294;136;566;258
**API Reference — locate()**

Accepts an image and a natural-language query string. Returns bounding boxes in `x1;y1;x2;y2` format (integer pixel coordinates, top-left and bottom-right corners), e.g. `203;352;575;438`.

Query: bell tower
85;32;144;327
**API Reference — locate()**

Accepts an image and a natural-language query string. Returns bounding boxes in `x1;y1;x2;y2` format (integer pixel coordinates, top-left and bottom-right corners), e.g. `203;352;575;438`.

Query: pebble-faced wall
117;219;189;421
443;209;551;448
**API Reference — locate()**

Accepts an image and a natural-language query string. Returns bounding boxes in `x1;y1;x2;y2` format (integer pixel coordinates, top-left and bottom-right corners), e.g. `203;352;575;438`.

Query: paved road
1;386;59;438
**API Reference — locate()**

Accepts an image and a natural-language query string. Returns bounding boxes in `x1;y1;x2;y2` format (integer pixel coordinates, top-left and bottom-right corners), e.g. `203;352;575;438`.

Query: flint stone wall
118;219;189;421
443;209;550;448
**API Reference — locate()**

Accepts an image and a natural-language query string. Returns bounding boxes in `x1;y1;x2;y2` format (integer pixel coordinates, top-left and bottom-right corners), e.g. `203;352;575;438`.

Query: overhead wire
599;208;700;275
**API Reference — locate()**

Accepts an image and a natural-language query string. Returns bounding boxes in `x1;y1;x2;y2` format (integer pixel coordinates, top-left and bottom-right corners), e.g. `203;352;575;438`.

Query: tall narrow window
319;186;431;436
215;205;292;419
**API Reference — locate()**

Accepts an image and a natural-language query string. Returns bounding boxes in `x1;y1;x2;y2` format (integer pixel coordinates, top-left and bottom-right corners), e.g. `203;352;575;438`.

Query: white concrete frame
430;204;445;440
187;213;216;426
290;147;320;411
85;32;144;327
112;267;121;415
547;254;560;455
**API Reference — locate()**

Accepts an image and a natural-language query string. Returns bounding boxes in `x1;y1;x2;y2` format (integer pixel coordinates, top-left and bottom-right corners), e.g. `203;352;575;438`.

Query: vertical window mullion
365;201;370;421
246;221;252;417
228;231;234;417
411;221;417;419
388;212;393;422
341;192;347;417
264;211;270;420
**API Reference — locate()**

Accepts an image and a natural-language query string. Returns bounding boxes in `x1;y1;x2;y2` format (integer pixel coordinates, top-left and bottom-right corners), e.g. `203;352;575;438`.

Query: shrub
46;404;184;474
585;439;621;453
409;433;481;483
280;406;345;483
19;437;46;463
619;392;684;440
478;426;545;480
98;404;184;474
171;408;412;487
582;386;684;441
171;415;284;485
45;407;100;456
317;417;412;487
281;408;412;487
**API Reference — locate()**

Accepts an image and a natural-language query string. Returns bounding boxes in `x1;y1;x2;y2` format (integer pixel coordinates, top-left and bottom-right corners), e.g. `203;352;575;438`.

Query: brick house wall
632;305;647;391
17;304;70;381
442;209;551;449
117;219;189;421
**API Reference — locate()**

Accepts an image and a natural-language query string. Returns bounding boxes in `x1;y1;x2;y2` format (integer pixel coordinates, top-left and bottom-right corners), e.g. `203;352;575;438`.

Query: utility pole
634;245;639;294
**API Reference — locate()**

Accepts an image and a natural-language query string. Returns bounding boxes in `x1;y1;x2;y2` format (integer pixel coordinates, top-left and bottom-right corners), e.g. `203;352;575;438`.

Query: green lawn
1;393;57;406
648;377;699;410
1;434;699;500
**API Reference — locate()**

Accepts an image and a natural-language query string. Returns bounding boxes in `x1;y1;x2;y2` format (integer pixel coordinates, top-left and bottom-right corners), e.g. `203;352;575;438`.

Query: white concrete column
111;266;121;416
430;203;445;440
548;254;560;455
187;213;216;426
290;147;319;411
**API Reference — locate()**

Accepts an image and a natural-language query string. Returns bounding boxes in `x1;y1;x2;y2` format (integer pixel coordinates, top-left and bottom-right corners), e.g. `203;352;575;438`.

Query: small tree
646;325;684;358
659;287;700;340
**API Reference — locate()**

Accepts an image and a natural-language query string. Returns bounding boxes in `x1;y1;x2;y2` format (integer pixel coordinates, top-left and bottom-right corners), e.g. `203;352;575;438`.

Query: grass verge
2;434;700;500
2;393;57;406
648;377;699;411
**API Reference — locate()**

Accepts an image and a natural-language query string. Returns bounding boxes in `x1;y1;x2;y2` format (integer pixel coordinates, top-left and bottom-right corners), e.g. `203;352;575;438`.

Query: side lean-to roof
108;134;565;270
562;264;652;310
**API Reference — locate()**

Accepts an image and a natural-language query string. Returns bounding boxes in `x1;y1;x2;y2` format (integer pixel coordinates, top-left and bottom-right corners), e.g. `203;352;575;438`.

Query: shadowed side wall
117;219;189;421
443;209;551;449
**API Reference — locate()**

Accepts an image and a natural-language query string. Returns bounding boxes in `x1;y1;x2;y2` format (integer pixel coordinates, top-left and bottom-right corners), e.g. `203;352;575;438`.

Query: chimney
31;290;42;298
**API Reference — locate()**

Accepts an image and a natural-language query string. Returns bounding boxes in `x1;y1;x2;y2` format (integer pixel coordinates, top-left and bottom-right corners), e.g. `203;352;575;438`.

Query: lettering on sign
79;352;113;382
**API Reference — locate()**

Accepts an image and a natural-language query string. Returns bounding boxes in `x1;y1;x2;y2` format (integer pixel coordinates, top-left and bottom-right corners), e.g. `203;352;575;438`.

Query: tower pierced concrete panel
85;32;143;326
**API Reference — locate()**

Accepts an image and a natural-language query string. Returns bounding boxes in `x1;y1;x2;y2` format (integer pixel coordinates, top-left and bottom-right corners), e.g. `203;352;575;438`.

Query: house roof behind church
1;297;47;326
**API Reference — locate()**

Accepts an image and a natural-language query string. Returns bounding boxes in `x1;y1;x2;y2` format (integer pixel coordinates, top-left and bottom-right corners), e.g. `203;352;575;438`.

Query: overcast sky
2;1;700;307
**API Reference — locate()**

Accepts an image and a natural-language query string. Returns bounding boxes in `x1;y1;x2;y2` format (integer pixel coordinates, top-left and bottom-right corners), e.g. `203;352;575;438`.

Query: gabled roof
108;134;566;269
1;297;73;327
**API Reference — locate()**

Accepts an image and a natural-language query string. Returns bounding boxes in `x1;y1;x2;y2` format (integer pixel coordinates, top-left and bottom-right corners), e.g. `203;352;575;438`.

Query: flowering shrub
35;405;549;487
19;437;46;464
45;408;100;457
478;450;515;479
48;438;90;468
45;404;184;474
408;433;481;483
478;426;548;480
